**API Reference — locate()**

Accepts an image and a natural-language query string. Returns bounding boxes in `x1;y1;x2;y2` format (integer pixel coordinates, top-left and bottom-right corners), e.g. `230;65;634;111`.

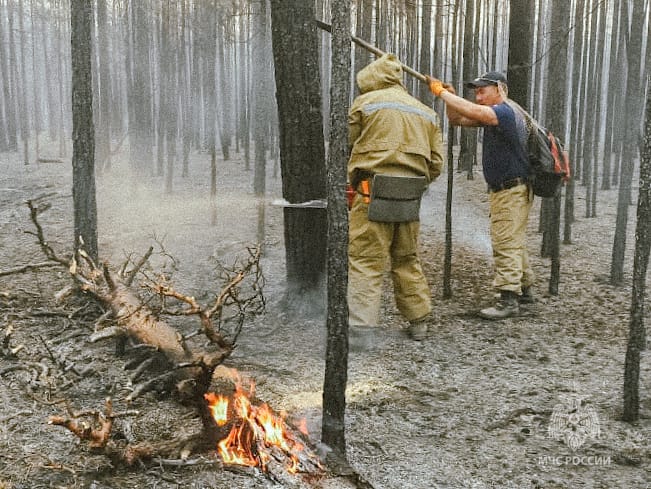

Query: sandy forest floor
1;145;651;489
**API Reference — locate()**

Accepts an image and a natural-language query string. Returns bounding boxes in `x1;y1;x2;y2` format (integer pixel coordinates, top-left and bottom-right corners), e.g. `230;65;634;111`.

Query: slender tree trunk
17;0;30;165
253;0;273;198
29;0;41;160
443;0;460;299
610;0;646;285
0;1;17;151
542;0;570;295
581;0;599;211
459;0;477;177
70;0;98;261
180;0;191;178
97;0;112;172
607;1;629;188
216;19;231;161
622;88;651;422
418;0;433;107
564;0;587;244
128;0;154;180
601;0;620;191
56;0;68;158
321;0;350;467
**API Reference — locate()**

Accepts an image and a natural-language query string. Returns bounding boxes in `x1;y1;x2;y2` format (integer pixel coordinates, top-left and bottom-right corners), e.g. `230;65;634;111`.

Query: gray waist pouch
367;174;427;222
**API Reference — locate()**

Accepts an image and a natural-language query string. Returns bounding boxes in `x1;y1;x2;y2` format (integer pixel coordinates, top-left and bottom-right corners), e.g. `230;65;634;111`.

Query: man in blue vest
427;71;535;319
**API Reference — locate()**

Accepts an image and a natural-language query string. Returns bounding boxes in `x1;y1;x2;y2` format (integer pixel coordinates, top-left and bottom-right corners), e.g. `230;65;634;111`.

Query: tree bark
542;0;570;295
459;0;477;177
623;87;651;422
96;0;112;172
507;0;534;109
0;1;17;151
321;0;350;466
70;0;98;261
270;0;327;305
610;0;646;285
418;0;433;107
17;0;30;165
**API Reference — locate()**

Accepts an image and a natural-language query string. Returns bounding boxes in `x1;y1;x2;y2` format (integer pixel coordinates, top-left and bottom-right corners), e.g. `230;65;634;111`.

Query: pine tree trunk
507;0;534;108
17;0;30;165
96;0;112;172
71;0;98;261
623;90;651;422
610;0;646;285
321;0;350;465
0;1;17;151
128;0;154;179
459;0;477;177
270;0;328;304
542;0;570;294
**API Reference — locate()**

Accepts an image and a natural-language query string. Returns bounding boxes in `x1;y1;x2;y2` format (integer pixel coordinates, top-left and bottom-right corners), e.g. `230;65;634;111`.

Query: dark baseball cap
465;71;507;89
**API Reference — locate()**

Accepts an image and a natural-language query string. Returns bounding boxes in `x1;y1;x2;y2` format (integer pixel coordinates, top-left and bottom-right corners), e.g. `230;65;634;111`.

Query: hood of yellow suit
356;53;405;93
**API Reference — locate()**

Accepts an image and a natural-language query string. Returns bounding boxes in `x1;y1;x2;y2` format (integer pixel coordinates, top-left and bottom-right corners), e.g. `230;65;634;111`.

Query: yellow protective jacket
348;53;444;186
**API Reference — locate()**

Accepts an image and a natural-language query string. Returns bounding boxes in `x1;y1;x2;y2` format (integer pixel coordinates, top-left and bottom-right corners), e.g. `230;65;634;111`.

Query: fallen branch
37;157;65;164
24;200;265;399
49;398;206;467
49;398;115;449
0;262;60;277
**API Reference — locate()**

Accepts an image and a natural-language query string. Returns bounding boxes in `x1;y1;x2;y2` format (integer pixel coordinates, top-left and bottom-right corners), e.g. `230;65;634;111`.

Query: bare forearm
439;90;497;126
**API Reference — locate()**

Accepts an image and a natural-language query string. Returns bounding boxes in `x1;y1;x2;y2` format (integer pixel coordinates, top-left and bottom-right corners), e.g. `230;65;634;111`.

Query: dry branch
0;262;61;277
48;398;114;448
47;398;200;466
25;200;264;401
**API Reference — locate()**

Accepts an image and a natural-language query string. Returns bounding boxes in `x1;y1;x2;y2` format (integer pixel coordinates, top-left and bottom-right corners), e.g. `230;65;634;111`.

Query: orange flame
205;375;321;474
203;393;228;426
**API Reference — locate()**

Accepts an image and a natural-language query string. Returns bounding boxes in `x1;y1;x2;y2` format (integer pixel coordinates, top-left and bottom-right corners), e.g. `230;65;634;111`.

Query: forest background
1;0;651;488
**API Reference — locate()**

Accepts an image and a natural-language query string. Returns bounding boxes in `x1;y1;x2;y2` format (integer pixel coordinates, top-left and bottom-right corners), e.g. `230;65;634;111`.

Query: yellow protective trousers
348;195;432;327
488;183;534;293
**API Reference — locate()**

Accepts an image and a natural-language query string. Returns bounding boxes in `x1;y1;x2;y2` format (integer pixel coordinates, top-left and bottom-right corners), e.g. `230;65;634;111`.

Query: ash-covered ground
1;147;650;489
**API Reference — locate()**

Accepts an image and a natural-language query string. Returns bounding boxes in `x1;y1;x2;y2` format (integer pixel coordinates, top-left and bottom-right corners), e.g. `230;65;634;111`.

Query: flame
218;423;257;466
205;375;321;475
204;393;228;426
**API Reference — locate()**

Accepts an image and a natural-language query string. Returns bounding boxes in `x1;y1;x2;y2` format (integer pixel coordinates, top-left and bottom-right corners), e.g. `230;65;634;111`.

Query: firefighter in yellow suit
348;53;444;341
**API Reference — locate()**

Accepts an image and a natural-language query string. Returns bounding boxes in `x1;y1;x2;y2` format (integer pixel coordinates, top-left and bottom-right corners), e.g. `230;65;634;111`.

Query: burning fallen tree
2;198;373;487
19;198;314;473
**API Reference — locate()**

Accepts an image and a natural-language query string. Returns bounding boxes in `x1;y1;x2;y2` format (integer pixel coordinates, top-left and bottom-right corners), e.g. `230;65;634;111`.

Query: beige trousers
348;195;432;327
489;183;534;293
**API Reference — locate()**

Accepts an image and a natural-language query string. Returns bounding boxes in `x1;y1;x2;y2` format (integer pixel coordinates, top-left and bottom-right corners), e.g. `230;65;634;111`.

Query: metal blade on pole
315;19;427;83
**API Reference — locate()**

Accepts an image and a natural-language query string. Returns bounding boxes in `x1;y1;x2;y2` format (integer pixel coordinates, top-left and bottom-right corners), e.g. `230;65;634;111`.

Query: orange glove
426;76;445;96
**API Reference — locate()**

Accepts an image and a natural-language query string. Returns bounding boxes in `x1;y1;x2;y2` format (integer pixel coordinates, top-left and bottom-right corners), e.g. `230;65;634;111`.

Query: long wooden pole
315;19;427;83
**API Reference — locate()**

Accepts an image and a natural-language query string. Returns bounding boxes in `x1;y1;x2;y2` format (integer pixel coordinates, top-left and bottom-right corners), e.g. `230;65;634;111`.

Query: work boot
408;316;429;341
519;286;535;304
479;291;519;320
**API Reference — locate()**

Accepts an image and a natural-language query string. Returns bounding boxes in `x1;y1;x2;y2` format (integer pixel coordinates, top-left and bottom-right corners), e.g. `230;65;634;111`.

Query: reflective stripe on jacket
348;54;444;184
